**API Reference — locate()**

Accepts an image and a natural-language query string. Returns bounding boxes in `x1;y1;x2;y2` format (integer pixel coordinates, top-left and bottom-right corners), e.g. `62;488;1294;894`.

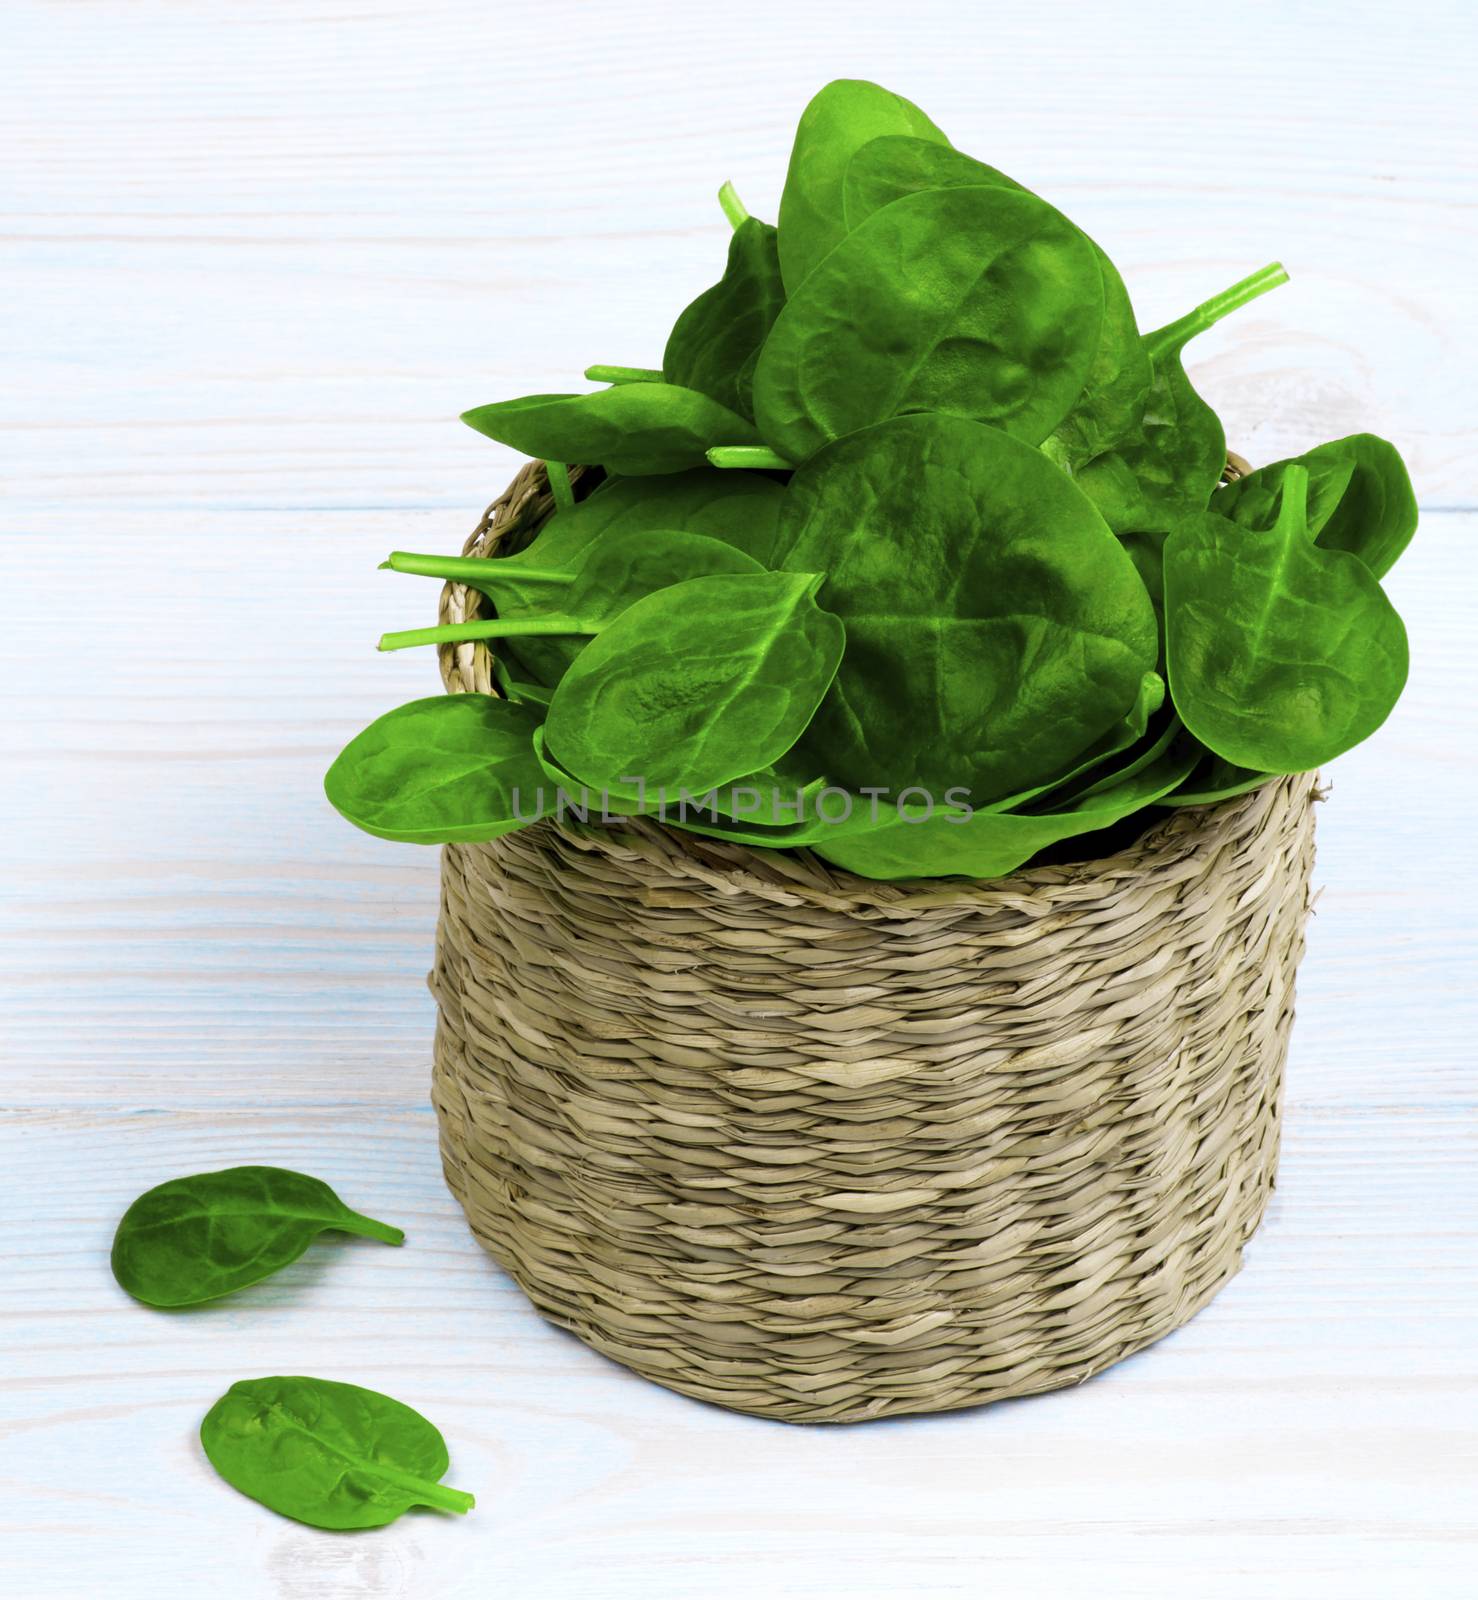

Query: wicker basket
428;460;1318;1423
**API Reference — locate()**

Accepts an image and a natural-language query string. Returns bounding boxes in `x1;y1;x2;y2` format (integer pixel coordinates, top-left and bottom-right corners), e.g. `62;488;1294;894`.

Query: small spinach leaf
544;571;845;795
201;1376;474;1530
462;384;759;476
664;218;785;423
325;695;551;844
755;184;1104;462
111;1167;402;1308
1164;464;1409;771
1215;432;1418;578
777;78;950;291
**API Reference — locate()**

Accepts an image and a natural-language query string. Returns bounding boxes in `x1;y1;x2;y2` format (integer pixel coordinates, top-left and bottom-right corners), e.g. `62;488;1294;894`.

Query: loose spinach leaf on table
1163;463;1409;771
664;218;785;423
325;694;552;844
776;77;950;292
769;413;1156;804
841;135;1150;465
754;184;1105;463
462;383;759;476
544;570;845;795
111;1167;402;1308
1216;432;1418;577
201;1376;474;1530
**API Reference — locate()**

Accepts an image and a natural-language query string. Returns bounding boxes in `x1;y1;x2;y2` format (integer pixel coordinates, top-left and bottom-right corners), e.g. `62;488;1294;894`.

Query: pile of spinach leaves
328;78;1417;881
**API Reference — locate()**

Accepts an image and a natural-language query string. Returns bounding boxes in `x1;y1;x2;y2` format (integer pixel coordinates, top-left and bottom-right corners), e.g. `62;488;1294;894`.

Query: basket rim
433;457;1316;914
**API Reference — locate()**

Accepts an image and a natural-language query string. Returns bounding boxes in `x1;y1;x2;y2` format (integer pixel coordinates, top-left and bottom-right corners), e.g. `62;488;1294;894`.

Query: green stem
1276;462;1310;533
584;364;663;385
717;180;749;230
706;445;792;471
413;1480;476;1517
380;551;569;588
545;459;575;511
1146;261;1289;359
341;1211;405;1246
378;616;589;652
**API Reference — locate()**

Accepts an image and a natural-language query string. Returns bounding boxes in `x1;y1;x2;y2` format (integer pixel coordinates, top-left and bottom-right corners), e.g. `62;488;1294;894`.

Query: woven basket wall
428;460;1319;1424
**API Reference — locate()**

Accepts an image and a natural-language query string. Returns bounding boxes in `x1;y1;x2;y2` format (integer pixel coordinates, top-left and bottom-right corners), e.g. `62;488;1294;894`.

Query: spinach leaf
769;414;1157;804
201;1376;474;1530
841;135;1150;463
1163;464;1409;771
534;731;831;834
490;467;786;685
754;185;1104;463
378;528;766;659
777;78;950;291
664;218;785;423
325;694;552;844
510;465;785;569
1157;747;1277;807
462;383;759;476
1215;432;1418;578
1001;669;1166;811
544;571;845;795
111;1167;402;1308
811;735;1198;881
1069;264;1288;533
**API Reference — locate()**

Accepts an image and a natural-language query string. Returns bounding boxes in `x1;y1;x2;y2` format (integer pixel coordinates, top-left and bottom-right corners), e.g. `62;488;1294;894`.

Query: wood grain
3;0;1475;1594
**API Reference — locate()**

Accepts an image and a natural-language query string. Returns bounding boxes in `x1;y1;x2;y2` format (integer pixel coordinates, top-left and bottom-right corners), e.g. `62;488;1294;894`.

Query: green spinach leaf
811;735;1198;880
201;1376;474;1530
544;571;844;794
1157;747;1277;807
325;694;551;844
664;218;785;423
1215;432;1418;577
777;78;950;291
1164;464;1409;771
1069;264;1288;532
462;383;759;476
769;414;1157;803
841;135;1150;464
111;1167;402;1308
755;185;1104;463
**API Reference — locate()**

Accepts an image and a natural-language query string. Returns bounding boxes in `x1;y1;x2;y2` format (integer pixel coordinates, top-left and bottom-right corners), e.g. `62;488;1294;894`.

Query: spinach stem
380;552;570;587
414;1480;476;1517
545;460;575;511
718;180;749;230
341;1212;405;1246
1276;462;1310;532
378;616;588;652
706;445;792;471
584;364;663;385
1147;262;1289;358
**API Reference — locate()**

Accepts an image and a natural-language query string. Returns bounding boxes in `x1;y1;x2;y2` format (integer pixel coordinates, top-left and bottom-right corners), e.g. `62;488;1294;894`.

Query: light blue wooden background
3;2;1475;1596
